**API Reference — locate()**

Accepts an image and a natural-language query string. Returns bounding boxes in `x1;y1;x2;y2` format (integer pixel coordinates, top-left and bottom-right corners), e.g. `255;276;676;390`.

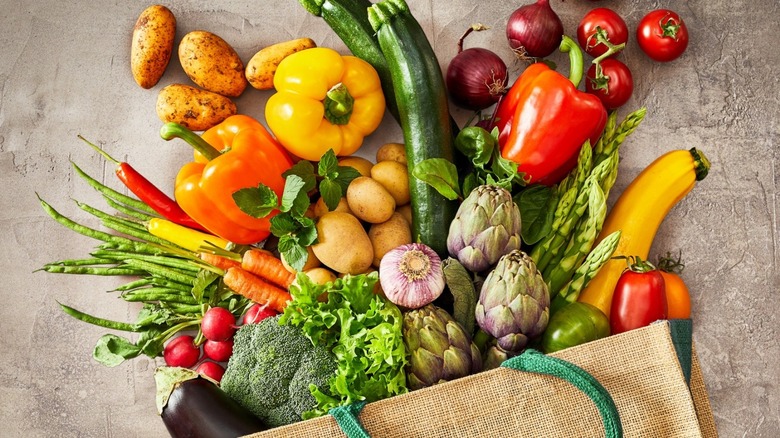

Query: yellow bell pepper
265;47;386;161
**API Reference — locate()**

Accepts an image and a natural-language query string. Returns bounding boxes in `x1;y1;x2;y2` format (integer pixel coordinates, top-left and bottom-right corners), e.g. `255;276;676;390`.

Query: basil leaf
516;185;558;245
411;158;461;201
232;184;278;218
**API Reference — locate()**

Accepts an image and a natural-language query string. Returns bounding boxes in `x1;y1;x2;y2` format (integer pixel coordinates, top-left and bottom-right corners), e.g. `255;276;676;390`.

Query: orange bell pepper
161;115;294;245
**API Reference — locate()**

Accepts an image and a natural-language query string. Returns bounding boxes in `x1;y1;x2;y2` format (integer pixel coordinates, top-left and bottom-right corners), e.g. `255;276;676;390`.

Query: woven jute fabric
245;322;716;438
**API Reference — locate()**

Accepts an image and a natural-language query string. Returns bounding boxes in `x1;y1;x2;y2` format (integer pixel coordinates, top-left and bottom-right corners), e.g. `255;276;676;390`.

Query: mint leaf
281;174;307;213
319;178;342;211
412;158;461;201
278;235;308;271
284;160;317;192
270;213;299;235
232;184;278;218
296;217;318;246
318;149;339;177
332;166;361;192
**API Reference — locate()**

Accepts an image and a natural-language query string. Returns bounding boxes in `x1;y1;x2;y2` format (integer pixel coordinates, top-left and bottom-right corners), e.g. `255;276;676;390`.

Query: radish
197;361;226;383
204;339;234;363
241;304;277;325
201;307;237;342
164;335;201;368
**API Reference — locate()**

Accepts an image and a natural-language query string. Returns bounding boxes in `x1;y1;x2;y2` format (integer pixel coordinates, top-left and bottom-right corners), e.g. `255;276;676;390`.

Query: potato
346;176;396;224
376;142;407;164
338;156;373;177
156;84;237;131
245;38;317;90
313;196;352;218
369;212;412;267
303;267;337;286
130;5;176;89
281;245;320;273
311;212;373;274
370;160;410;206
396;203;413;225
179;30;247;97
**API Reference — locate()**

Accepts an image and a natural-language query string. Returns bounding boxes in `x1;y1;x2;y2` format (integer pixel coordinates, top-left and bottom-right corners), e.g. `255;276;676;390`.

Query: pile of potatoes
286;143;413;286
130;4;316;131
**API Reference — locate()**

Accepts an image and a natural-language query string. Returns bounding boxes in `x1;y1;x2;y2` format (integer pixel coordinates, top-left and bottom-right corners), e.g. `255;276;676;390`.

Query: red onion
446;24;508;111
506;0;564;58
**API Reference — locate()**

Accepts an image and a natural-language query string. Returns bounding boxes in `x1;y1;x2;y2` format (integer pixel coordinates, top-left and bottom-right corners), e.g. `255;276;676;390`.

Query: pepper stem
559;35;584;88
159;123;222;161
324;83;354;125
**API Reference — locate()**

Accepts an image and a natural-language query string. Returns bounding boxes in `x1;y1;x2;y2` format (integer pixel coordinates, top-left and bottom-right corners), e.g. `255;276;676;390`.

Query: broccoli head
220;315;336;428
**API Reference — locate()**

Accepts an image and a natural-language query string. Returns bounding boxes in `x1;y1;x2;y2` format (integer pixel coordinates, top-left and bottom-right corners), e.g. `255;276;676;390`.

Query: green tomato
541;302;610;353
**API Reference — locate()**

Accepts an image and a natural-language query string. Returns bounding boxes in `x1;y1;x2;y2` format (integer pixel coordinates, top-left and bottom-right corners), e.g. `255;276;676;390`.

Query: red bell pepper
492;36;607;185
610;256;668;334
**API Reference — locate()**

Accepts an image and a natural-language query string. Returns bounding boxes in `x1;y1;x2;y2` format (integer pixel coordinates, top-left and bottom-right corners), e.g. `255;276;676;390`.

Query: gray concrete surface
0;0;777;436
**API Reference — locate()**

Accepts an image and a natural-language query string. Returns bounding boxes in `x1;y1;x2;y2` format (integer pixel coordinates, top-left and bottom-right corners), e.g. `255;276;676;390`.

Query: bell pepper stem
324;83;354;125
159;123;222;161
559;35;584;88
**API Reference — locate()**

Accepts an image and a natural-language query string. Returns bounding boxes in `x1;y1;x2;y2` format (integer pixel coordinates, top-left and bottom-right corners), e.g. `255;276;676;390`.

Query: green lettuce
280;271;407;417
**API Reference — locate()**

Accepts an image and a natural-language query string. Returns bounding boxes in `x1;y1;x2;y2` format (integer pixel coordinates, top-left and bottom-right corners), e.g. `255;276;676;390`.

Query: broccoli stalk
220;316;337;428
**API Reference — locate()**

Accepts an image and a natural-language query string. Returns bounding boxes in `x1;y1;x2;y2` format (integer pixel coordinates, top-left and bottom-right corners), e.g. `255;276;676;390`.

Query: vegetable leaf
232;184;278;218
442;258;477;336
280;174;308;215
192;269;220;303
455;126;495;167
332;166;361;192
319;178;342;211
270;213;299;235
412;158;461;201
278;235;308;271
317;149;339;177
516;185;558;245
283;160;317;192
93;334;141;367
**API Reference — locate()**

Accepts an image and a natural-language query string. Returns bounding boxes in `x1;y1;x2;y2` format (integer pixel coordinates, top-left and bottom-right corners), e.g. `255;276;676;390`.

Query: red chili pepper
80;135;208;232
610;256;668;334
491;36;607;185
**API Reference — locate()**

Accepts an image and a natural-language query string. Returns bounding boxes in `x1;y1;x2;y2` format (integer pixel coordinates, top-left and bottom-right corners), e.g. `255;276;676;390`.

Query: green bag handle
330;349;622;438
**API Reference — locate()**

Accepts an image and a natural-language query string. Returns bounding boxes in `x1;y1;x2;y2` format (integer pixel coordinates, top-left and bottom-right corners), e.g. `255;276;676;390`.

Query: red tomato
585;58;634;110
610;259;668;334
636;9;689;62
577;8;628;58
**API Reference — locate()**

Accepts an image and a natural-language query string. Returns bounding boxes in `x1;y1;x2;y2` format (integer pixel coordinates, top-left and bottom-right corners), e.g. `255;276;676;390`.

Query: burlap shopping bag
245;320;716;437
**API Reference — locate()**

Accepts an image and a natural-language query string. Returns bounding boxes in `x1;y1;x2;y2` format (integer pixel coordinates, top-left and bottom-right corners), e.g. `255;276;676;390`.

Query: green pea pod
541;302;610;354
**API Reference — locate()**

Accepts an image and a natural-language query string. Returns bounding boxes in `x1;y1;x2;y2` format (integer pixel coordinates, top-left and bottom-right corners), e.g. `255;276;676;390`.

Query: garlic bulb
379;243;445;309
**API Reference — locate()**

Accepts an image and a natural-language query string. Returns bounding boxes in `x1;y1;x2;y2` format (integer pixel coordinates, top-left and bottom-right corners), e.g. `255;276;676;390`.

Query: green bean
544;181;607;296
122;291;198;304
75;200;146;232
161;303;203;314
44;258;116;267
550;230;622;315
113;278;154;291
70;161;158;215
37;194;138;246
123;259;195;285
59;302;140;331
102;195;156;221
91;250;200;272
150;278;193;293
41;265;145;276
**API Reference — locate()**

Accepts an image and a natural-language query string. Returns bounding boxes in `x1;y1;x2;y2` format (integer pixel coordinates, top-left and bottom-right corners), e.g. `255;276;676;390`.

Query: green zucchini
368;0;457;256
297;0;399;120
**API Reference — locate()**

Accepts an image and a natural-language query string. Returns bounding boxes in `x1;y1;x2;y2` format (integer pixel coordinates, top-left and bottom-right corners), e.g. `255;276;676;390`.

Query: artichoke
475;249;549;354
447;184;522;272
403;304;482;390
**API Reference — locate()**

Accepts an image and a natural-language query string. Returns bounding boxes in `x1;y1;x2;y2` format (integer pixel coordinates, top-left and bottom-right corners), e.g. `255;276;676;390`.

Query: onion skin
446;47;508;111
506;0;564;58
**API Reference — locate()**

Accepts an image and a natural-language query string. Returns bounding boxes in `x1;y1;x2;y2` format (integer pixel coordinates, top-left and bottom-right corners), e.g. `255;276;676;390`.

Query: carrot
241;249;296;289
199;252;241;271
223;266;291;312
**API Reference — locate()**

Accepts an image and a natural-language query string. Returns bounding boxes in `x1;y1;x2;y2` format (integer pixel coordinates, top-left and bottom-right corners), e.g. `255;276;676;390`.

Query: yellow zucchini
577;148;710;317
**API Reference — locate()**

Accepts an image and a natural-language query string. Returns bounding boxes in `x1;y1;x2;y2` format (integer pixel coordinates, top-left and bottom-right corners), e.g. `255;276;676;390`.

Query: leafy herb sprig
232;149;361;271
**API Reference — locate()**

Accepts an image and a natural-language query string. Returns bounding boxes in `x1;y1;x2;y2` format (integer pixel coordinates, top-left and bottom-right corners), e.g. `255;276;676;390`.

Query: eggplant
156;367;266;438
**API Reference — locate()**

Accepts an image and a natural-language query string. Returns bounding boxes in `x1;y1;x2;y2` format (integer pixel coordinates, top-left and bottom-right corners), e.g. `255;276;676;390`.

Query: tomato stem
658;14;682;40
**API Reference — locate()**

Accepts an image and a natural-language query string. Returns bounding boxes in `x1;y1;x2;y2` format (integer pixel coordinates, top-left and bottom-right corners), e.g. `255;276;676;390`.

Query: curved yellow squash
578;148;710;318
